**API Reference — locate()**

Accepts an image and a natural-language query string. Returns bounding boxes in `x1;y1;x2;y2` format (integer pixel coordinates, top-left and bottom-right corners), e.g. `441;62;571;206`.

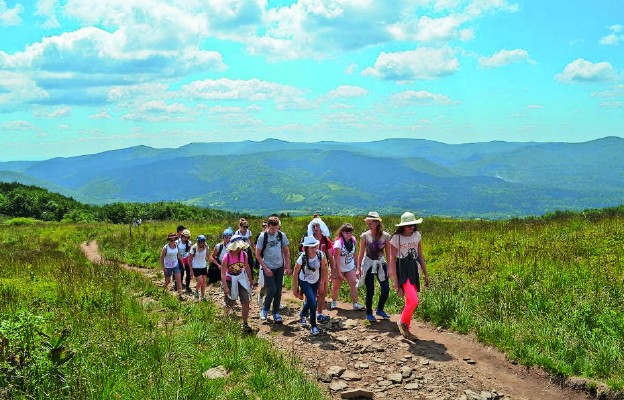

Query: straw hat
364;211;382;222
167;232;179;241
182;229;191;237
395;211;423;226
227;234;249;251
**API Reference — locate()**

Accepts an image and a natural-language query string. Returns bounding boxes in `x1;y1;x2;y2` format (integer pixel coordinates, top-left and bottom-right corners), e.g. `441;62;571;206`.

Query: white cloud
36;0;60;28
527;104;543;109
33;106;72;118
391;90;460;106
599;24;624;46
140;100;188;114
600;101;623;108
327;85;368;98
0;0;22;26
209;105;245;113
0;71;49;106
89;110;112;119
465;0;519;17
592;84;624;98
1;120;37;131
344;63;358;75
362;47;459;81
478;49;534;68
247;104;261;112
556;59;619;83
389;15;474;42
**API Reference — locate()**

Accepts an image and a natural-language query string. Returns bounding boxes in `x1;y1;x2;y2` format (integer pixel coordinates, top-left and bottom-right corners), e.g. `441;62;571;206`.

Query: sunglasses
343;230;353;234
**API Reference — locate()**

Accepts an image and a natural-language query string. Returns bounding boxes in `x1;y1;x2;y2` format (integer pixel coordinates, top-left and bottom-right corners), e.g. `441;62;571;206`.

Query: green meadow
1;207;624;398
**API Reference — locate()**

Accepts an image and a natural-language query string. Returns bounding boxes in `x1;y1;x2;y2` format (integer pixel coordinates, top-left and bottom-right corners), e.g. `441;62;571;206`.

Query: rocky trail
81;241;593;400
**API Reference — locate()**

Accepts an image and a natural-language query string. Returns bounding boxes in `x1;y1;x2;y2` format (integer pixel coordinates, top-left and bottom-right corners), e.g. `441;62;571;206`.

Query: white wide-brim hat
227;235;249;251
395;211;423;226
301;236;320;247
364;211;382;221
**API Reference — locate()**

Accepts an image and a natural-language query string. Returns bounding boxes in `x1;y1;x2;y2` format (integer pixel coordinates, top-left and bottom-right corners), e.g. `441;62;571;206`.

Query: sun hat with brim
182;229;191;237
364;211;382;222
302;236;320;247
227;235;249;251
395;211;424;226
167;232;179;240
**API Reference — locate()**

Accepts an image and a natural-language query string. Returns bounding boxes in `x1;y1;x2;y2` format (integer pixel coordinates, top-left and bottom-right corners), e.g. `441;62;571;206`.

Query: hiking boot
375;310;391;320
317;314;330;323
194;290;199;300
397;321;417;340
259;309;268;320
273;313;283;324
310;326;320;336
242;322;253;333
366;314;377;323
353;302;365;311
330;300;337;309
299;316;308;327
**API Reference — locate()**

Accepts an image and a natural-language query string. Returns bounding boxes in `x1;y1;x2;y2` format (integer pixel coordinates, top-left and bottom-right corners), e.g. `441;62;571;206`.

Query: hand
249;280;255;288
397;287;404;298
224;288;230;296
285;267;292;276
264;267;273;277
393;282;400;291
424;275;430;288
355;269;361;279
293;288;299;297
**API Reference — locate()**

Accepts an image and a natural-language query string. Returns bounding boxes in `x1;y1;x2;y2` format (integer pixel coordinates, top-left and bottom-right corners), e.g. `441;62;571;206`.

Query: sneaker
317;314;330;323
273;313;283;324
185;287;193;294
376;310;391;320
366;314;377;323
194;290;199;300
310;326;320;336
397;321;417;340
242;322;253;333
259;309;268;320
330;300;337;309
353;302;365;311
279;303;285;310
300;316;308;327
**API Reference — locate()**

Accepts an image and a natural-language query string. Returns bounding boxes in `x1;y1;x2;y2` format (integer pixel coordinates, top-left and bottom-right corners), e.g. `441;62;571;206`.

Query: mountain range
1;137;622;218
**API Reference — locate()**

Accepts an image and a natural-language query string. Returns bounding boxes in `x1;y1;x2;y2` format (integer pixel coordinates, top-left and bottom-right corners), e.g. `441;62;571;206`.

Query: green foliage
0;223;326;399
5;217;42;225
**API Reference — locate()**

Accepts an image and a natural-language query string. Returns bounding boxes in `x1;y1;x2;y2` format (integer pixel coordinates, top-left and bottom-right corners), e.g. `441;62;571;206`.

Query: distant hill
1;137;622;217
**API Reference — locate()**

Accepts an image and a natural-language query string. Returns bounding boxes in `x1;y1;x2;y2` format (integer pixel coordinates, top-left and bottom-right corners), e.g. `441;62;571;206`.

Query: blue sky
0;0;622;161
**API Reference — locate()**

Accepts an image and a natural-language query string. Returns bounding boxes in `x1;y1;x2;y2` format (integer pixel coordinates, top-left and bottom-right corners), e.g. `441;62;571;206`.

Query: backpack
214;243;224;262
260;230;283;258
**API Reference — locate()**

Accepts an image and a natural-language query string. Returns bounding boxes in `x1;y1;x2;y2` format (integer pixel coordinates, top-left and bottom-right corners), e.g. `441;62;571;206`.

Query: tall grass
0;223;326;399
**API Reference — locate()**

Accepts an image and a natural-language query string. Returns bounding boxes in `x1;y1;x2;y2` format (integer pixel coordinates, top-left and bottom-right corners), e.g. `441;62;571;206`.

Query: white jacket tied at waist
226;270;251;301
356;257;386;288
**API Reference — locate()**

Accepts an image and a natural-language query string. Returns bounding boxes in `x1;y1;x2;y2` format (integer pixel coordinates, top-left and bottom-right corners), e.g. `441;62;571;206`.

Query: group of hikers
160;211;429;340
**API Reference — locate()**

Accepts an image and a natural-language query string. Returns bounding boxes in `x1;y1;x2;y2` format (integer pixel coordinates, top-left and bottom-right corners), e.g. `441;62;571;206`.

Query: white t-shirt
162;244;179;269
333;238;356;273
190;244;209;269
389;232;421;259
235;228;253;243
177;239;192;258
296;251;323;284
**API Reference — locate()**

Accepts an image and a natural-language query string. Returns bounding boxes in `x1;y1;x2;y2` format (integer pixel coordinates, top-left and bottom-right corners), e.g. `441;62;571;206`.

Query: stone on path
341;370;362;381
330;380;349;391
464;389;482;400
328;366;346;377
387;373;403;384
340;388;375;399
202;366;229;379
400;366;413;378
405;382;420;390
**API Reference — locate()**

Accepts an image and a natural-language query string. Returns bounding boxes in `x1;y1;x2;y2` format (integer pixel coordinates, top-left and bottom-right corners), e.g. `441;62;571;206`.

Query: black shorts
193;268;207;276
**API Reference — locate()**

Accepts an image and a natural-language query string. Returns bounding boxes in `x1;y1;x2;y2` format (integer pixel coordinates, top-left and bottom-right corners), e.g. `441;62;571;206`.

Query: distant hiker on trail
300;217;333;322
357;212;392;323
331;223;364;311
161;232;184;300
293;236;327;336
221;234;254;333
389;212;430;340
235;218;257;281
178;228;193;294
255;216;291;324
209;228;233;284
189;234;209;301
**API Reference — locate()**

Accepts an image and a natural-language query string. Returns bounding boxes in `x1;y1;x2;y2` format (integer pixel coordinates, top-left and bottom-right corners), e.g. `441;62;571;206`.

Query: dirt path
81;241;593;400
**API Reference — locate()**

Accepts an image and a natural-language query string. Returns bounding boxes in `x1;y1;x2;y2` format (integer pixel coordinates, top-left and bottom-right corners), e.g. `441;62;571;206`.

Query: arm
244;254;254;288
283;245;291;276
292;263;301;297
221;256;229;296
255;244;273;277
418;241;430;288
333;247;344;280
384;241;393;279
160;247;166;270
320;255;328;293
188;249;195;277
388;243;400;292
356;238;366;271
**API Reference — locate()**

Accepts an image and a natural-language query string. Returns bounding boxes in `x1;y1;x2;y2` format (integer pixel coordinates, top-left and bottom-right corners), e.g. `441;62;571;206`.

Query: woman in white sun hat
293;236;328;336
389;212;430;340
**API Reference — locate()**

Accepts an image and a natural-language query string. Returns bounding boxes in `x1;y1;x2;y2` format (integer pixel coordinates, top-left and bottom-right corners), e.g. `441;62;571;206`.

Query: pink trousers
399;278;419;328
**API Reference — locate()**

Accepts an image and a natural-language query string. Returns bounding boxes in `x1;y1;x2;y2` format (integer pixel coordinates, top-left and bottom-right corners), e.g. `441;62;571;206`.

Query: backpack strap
261;231;283;259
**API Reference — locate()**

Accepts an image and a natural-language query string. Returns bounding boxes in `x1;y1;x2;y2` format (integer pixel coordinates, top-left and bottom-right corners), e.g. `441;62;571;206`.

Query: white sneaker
257;293;264;308
259;309;268;320
353;302;365;311
330;300;337;309
279;303;285;310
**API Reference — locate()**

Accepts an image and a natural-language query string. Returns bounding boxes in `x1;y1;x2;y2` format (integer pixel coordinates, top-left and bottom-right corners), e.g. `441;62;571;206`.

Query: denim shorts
164;266;181;277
